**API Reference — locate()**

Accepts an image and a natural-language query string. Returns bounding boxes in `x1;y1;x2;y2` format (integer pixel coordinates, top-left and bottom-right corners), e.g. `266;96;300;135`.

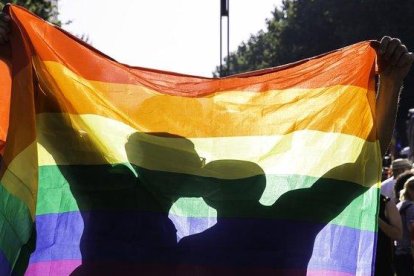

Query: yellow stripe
36;113;381;187
1;143;37;218
34;60;376;140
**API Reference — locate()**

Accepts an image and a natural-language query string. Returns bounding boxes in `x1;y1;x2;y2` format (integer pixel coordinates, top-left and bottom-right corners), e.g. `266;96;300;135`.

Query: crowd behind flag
0;5;381;275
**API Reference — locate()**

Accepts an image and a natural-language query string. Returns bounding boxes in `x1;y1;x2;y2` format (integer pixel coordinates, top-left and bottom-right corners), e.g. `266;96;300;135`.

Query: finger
383;38;401;60
0;23;10;34
0;13;10;21
389;44;407;66
0;13;10;29
0;25;9;37
0;14;10;24
0;26;10;43
370;40;380;50
397;52;414;68
379;36;392;55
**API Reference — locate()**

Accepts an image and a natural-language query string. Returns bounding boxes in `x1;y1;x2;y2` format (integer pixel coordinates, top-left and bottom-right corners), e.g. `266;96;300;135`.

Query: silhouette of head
201;160;266;210
125;132;203;172
125;132;205;200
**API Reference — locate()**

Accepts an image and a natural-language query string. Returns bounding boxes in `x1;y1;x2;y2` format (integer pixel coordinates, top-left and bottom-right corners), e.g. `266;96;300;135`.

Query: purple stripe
29;211;374;275
0;249;11;275
26;260;81;276
26;261;368;276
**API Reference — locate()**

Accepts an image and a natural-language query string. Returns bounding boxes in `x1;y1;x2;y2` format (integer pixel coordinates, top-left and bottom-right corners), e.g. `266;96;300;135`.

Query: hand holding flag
375;36;414;84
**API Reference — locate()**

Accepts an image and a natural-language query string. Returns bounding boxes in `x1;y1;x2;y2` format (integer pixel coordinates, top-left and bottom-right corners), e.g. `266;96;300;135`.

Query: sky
58;0;283;77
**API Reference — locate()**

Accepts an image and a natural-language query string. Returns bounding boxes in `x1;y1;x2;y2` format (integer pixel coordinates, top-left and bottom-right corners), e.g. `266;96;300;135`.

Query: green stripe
0;183;33;268
170;175;378;232
37;164;377;231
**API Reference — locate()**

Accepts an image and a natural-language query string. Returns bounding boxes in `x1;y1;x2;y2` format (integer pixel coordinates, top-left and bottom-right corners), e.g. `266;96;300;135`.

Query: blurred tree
215;0;414;147
0;0;60;25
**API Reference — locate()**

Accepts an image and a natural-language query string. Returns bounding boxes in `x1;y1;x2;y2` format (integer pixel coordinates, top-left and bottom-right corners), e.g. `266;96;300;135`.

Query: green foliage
0;0;60;25
216;0;414;76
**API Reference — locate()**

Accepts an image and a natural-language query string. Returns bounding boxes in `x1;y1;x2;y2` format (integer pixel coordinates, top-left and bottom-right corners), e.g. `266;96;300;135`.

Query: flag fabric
0;5;381;276
0;43;11;154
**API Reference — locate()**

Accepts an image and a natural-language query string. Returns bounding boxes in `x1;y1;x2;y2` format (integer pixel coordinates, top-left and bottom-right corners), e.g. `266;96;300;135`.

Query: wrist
378;77;403;99
379;75;404;90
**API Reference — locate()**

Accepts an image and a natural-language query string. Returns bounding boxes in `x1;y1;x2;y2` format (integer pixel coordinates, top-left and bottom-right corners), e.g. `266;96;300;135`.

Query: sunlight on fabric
169;197;218;242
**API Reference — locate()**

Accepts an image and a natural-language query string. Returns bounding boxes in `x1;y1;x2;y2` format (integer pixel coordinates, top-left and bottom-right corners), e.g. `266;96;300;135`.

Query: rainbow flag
0;5;381;276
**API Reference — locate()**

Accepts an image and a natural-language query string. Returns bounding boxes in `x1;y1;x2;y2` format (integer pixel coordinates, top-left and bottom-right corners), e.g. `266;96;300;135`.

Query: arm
379;200;402;240
375;36;414;155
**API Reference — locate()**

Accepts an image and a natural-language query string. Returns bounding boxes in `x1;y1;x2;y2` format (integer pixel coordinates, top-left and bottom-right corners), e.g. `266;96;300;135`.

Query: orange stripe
30;59;375;141
33;60;377;140
0;65;37;177
0;45;12;154
9;5;376;95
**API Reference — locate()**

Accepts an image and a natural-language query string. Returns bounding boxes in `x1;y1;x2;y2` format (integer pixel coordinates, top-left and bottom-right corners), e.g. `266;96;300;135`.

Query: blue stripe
0;248;11;275
29;211;374;274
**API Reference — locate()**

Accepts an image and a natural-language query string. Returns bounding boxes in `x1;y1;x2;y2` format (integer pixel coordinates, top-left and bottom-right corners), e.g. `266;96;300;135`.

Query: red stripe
8;5;376;96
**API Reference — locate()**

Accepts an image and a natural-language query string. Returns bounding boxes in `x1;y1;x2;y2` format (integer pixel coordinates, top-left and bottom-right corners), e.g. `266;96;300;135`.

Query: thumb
370;40;380;51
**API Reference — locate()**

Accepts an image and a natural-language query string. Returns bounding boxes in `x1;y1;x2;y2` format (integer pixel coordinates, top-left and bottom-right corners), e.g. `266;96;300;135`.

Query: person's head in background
400;176;414;202
391;158;412;179
394;171;414;203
